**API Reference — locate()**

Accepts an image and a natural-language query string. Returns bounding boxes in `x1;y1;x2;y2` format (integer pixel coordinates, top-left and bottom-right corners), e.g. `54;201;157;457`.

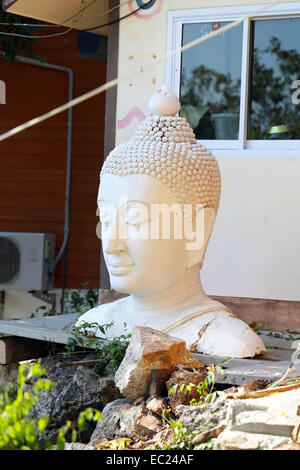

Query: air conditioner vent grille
0;237;20;283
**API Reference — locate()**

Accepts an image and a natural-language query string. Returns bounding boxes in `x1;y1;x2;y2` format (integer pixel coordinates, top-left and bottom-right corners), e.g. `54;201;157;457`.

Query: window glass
248;18;300;140
180;22;243;140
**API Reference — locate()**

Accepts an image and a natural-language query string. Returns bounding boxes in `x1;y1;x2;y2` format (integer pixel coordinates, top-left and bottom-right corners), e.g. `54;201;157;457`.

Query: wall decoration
117;106;146;129
128;0;163;19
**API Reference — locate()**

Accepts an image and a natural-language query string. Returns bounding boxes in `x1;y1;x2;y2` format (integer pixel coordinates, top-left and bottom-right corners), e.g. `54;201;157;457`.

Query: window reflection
248;18;300;140
180;22;243;140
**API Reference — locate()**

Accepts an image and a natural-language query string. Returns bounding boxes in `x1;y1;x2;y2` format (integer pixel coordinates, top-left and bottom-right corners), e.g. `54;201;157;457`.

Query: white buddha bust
77;85;266;358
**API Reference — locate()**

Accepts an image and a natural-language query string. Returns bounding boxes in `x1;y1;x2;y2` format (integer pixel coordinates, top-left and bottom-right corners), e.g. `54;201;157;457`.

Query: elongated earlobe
185;207;216;269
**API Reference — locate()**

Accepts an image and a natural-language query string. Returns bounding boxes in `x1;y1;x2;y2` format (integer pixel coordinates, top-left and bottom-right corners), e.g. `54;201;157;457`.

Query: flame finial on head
148;84;180;116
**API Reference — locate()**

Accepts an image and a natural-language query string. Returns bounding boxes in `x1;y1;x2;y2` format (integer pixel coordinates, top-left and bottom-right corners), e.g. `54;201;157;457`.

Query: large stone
229;389;300;437
215;388;300;450
114;326;203;399
175;394;229;432
31;355;121;442
214;428;290;450
89;398;162;444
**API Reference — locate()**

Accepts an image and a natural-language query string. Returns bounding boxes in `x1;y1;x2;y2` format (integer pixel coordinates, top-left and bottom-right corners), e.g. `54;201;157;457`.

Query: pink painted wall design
117;106;146;129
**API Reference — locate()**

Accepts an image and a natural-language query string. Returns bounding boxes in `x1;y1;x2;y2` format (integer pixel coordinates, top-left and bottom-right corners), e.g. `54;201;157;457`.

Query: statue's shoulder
75;296;128;327
191;309;266;358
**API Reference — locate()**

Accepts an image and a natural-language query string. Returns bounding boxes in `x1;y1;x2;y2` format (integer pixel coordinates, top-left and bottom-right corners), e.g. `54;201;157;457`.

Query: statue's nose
104;223;127;254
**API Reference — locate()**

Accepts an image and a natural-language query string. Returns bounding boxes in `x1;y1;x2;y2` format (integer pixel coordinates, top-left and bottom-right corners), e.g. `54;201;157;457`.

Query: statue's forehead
98;173;177;207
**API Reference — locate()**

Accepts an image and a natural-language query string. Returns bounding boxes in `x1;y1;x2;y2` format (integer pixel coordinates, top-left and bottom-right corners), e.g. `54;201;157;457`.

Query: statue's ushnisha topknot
101;85;221;212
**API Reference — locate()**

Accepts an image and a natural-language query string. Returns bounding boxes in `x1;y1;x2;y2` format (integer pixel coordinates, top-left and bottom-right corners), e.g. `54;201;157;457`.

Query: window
166;3;300;151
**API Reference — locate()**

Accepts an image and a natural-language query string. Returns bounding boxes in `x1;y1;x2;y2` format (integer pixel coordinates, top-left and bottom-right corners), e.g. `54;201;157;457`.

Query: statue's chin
109;275;136;295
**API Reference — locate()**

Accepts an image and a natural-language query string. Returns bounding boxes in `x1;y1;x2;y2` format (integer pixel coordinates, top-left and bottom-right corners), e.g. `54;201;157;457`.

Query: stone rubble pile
1;325;299;450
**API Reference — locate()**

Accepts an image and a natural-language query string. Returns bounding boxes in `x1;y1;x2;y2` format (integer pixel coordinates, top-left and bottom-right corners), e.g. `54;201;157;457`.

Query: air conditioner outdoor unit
0;233;56;291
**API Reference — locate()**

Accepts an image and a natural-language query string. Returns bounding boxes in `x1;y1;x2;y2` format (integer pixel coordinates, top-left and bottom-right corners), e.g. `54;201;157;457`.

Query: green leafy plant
64;283;99;316
168;358;231;407
65;321;131;375
147;409;215;451
31;283;99;318
0;363;102;450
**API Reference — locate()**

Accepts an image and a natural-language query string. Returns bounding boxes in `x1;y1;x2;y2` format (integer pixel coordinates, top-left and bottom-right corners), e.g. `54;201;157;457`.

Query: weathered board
0;336;49;365
0;314;299;385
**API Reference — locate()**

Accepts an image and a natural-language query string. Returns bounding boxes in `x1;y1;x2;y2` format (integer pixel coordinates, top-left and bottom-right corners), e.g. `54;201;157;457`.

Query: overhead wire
0;28;73;39
84;1;153;31
0;0;100;27
0;0;129;27
0;0;284;143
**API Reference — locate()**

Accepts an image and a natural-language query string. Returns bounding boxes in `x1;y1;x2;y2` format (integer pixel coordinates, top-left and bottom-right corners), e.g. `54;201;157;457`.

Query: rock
114;326;203;400
192;424;227;445
214;428;290;450
89;398;162;444
214;387;300;450
146;396;168;417
135;413;162;436
65;443;96;450
134;396;146;406
175;394;229;431
229;389;300;437
273;442;300;450
166;368;207;413
0;362;19;388
32;356;121;442
89;399;134;443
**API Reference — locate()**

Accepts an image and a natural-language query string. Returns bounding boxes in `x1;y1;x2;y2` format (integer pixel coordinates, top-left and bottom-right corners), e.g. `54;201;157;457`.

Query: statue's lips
107;261;134;276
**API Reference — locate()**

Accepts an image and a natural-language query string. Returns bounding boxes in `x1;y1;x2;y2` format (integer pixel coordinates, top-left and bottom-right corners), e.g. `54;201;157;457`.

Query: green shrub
0;363;102;450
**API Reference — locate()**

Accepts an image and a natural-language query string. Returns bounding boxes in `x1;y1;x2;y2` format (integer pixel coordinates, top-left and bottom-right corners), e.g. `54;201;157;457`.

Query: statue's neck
128;264;207;312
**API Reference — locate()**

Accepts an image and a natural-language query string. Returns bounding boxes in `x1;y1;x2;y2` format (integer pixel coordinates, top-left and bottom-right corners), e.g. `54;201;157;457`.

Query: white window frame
166;2;300;156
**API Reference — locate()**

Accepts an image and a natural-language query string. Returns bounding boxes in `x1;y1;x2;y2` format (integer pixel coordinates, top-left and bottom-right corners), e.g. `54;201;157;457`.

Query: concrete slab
0;314;298;385
0;314;79;345
229;389;300;437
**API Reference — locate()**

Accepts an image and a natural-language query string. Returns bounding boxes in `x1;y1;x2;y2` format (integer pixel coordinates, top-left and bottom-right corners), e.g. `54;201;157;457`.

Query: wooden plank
211;295;300;333
0;336;49;365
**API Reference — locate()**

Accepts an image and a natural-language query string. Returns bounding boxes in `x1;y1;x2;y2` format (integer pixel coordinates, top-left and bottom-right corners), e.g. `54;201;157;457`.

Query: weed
147;409;216;451
168;358;231;407
65;321;131;375
31;283;99;318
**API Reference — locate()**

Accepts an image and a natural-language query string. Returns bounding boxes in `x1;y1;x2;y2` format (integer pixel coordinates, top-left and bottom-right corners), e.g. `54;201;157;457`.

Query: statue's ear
185;207;216;269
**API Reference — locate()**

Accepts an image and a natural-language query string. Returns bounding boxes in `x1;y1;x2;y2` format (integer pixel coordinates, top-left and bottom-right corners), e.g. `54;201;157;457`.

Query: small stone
214;428;291;450
214;429;261;450
134;396;146;406
135;413;162;436
89;399;162;443
146;396;168;417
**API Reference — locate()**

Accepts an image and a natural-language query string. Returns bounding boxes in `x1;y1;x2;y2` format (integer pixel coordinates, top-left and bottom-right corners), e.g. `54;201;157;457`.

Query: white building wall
116;0;300;301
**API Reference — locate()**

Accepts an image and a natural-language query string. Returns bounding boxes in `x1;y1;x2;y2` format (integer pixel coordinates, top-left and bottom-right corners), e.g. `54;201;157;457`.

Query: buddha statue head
98;85;221;297
80;85;266;358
